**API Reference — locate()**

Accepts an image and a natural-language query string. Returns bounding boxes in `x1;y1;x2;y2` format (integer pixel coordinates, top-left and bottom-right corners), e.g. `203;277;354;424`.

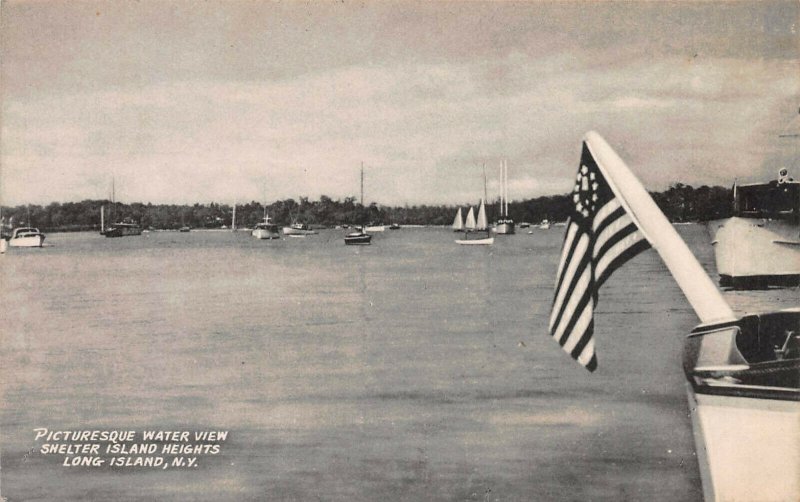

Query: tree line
1;183;732;232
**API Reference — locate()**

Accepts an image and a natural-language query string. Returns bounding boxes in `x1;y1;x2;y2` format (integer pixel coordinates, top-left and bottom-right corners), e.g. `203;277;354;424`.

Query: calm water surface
1;226;796;501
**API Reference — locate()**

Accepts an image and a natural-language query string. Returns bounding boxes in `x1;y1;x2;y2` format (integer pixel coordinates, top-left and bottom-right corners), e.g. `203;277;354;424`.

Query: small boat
365;224;385;232
708;168;799;289
456;200;493;245
7;227;46;247
252;215;280;239
345;163;373;245
519;222;531;228
495;159;515;234
282;222;318;236
538;219;551;229
101;178;142;238
389;223;401;230
345;227;372;245
104;222;142;238
179;226;191;233
451;207;464;232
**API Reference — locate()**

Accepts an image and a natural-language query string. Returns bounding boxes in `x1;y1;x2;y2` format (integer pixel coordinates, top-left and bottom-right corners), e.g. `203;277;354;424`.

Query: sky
1;1;798;206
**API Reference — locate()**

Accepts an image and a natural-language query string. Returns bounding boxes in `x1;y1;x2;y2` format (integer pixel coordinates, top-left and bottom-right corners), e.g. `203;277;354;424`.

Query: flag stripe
597;238;651;289
595;228;646;282
594;220;639;263
562;299;594;352
553;222;580;291
553;265;592;344
592;204;625;238
550;233;590;330
551;248;591;336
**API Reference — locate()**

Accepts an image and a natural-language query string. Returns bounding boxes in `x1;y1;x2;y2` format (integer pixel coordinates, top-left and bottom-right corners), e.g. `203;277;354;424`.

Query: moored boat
7;227;46;247
345;163;372;245
252;215;280;239
104;222;142;238
456;171;494;246
389;223;401;230
495;159;514;234
344;227;372;245
282;222;318;236
709;170;799;289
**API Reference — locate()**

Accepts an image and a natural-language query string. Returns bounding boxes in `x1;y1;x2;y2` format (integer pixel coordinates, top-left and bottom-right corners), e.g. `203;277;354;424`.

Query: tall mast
483;163;488;203
503;160;508;217
360;162;364;205
499;161;504;217
232;201;236;231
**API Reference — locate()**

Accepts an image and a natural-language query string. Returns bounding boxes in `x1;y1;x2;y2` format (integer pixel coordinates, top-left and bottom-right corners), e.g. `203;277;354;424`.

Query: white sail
452;208;463;230
476;199;487;230
464;207;476;230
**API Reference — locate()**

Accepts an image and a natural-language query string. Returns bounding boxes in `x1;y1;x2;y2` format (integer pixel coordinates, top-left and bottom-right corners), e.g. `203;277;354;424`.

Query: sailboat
456;166;494;245
345;163;372;245
452;207;464;232
103;178;142;238
455;199;494;245
495;159;515;234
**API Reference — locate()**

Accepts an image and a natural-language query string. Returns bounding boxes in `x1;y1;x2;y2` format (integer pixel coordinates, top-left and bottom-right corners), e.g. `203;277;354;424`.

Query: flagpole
584;131;735;324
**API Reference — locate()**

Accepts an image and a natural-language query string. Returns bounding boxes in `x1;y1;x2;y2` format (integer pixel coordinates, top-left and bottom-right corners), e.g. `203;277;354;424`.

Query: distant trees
1;183;733;232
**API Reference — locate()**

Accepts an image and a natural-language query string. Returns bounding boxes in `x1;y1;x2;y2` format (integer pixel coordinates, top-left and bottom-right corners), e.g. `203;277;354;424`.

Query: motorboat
683;310;799;501
104;222;142;238
365;224;385;232
538;219;551;229
7;227;46;247
282;222;318;236
708;170;799;288
389;223;401;230
344;227;371;245
252;215;280;239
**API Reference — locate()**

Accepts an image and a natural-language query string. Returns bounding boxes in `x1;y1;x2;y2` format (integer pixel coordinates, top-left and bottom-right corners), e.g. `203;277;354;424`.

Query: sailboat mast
360;162;364;206
504;160;509;217
232;201;236;231
499;161;503;217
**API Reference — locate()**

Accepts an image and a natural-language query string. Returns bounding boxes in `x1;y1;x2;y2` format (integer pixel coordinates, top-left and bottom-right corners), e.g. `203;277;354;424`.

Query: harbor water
1;226;796;501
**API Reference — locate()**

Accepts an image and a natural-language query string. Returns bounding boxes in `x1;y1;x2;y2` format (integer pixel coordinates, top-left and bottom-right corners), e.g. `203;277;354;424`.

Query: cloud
2;4;798;206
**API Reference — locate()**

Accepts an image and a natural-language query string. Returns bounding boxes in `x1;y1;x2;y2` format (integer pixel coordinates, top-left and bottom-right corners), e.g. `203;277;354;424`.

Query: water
1;226;796;501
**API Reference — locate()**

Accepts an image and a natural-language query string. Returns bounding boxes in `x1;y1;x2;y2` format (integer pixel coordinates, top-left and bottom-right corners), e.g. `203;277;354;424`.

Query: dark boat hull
344;233;372;245
104;225;142;238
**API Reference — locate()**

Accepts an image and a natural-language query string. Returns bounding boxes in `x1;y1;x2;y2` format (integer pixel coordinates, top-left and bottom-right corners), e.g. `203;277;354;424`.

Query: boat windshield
735;181;799;219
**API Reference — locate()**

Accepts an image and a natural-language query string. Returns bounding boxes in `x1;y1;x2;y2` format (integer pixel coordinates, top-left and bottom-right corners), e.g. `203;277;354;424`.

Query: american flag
549;142;651;371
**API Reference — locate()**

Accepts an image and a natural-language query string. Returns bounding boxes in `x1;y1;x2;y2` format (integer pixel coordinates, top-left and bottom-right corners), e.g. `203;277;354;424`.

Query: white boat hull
8;235;45;247
688;389;799;502
282;227;318;236
365;225;385;232
710;217;800;287
494;222;515;235
252;229;280;239
455;237;494;245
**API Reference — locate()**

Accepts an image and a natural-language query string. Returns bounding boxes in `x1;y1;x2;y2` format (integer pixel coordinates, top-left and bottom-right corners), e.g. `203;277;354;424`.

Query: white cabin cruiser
7;227;46;247
282;222;318;236
709;170;799;288
252;215;280;239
